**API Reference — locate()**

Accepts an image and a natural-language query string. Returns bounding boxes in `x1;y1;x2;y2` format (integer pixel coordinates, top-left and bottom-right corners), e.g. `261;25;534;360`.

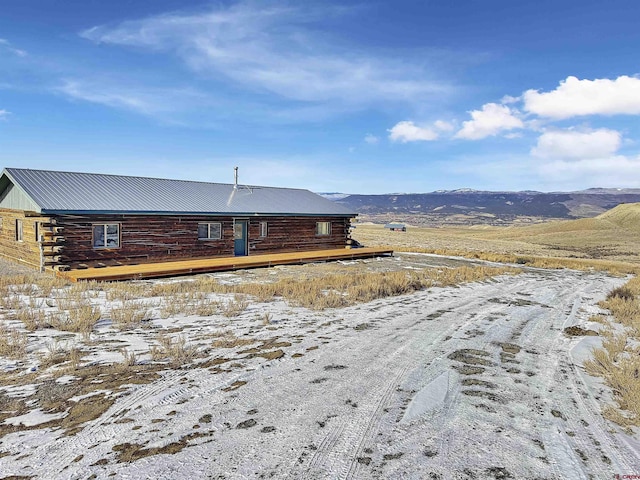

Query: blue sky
1;0;640;193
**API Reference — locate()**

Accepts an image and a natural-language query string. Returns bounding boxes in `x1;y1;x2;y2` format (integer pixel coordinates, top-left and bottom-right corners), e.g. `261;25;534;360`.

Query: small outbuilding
0;168;358;271
384;223;406;232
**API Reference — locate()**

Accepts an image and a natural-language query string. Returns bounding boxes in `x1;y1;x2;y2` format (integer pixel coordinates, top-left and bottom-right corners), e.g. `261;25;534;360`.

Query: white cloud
0;109;10;119
524;75;640;119
0;38;27;57
434;120;454;132
80;2;449;107
364;134;379;145
531;128;621;160
454;103;523;140
388;121;439;142
501;94;520;104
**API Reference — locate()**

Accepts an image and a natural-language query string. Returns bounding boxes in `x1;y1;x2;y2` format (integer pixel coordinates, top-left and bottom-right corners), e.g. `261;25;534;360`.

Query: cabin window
15;219;23;242
198;222;222;240
260;221;268;237
315;221;331;236
34;222;40;242
93;224;120;249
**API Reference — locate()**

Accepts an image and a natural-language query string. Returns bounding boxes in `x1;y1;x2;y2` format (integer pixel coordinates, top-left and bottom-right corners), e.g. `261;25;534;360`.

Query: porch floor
57;247;394;282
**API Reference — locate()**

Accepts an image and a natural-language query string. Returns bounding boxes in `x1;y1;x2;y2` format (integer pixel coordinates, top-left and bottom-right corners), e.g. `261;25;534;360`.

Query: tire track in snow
44;358;262;476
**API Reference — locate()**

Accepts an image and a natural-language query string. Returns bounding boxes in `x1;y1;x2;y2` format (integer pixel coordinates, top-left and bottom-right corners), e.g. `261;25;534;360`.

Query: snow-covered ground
0;262;638;479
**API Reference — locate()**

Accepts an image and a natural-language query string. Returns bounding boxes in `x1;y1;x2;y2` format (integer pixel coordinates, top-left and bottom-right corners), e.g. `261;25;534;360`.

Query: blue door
234;221;248;256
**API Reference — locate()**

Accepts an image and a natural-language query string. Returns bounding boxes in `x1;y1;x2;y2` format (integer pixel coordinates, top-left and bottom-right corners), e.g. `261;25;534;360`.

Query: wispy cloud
0;38;27;57
0;109;10;120
364;134;379;145
56;79;217;119
80;2;451;109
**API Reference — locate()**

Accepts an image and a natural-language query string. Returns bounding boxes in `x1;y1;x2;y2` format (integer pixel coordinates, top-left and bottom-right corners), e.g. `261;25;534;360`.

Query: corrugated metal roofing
2;168;356;216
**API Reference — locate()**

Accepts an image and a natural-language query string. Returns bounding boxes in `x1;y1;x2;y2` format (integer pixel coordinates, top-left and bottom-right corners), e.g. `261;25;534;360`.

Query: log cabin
0;168;357;271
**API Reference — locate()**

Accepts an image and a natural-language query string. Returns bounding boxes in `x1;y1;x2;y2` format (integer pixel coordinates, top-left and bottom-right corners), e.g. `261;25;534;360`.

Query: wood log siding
0;208;52;269
52;214;352;269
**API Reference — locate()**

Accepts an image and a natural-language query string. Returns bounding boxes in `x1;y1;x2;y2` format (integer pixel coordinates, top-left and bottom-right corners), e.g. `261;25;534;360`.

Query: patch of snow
4;408;66;427
401;371;450;423
68;390;112;403
0;383;38;398
54;375;78;385
570;337;604;365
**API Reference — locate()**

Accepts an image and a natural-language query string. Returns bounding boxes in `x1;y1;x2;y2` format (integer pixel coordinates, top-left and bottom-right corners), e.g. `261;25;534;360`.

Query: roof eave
42;209;357;217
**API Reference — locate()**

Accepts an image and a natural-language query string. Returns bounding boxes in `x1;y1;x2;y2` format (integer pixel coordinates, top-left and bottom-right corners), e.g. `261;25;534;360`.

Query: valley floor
1;261;638;479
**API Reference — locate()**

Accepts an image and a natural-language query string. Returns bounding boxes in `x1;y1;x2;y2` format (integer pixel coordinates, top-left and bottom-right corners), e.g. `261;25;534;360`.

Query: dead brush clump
159;297;183;319
105;283;150;302
110;300;152;330
0;273;37;290
149;280;204;297
48;301;101;336
150;333;198;365
16;307;46;331
0;323;28;359
32;275;68;297
194;297;219;316
0;291;23;311
220;295;249;317
120;348;137;368
598;296;640;336
585;279;640;430
39;340;83;370
607;286;635;301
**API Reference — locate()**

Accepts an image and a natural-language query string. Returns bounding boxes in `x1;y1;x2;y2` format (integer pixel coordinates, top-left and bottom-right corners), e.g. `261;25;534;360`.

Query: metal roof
2;168;356;217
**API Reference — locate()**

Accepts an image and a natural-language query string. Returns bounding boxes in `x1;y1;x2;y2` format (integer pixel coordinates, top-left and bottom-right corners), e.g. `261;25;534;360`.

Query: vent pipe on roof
234;166;238;190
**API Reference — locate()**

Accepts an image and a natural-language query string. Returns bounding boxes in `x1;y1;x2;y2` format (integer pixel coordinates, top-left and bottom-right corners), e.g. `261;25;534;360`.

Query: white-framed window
93;223;120;249
198;222;222;240
315;221;331;236
260;221;268;237
15;219;23;242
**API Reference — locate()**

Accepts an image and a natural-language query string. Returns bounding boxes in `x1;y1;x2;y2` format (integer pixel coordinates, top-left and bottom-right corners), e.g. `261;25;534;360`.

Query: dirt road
2;267;638;479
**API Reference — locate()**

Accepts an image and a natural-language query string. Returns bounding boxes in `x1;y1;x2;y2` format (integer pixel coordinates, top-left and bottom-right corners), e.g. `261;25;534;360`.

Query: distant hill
326;189;640;225
476;202;640;259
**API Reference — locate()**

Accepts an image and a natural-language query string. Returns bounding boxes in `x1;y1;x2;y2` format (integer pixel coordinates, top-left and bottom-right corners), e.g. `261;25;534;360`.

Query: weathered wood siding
0;208;52;269
51;214;351;269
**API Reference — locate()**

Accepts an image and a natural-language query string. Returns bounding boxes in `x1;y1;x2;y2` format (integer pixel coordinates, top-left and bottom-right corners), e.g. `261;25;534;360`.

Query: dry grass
110;300;152;330
584;278;640;430
224;265;518;310
0;323;28;359
16;307;46;331
353;223;640;274
47;300;101;336
211;330;256;349
39;340;83;370
150;333;199;366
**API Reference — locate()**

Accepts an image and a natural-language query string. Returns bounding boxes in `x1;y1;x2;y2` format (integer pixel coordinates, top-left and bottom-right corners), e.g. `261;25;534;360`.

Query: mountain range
322;188;640;225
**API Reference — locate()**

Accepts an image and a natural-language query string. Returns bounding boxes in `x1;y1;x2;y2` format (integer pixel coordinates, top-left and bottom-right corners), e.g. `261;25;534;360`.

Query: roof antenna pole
234;166;238;190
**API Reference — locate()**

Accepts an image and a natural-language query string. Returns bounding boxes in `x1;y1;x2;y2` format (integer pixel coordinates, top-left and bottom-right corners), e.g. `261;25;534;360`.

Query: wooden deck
58;247;394;282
